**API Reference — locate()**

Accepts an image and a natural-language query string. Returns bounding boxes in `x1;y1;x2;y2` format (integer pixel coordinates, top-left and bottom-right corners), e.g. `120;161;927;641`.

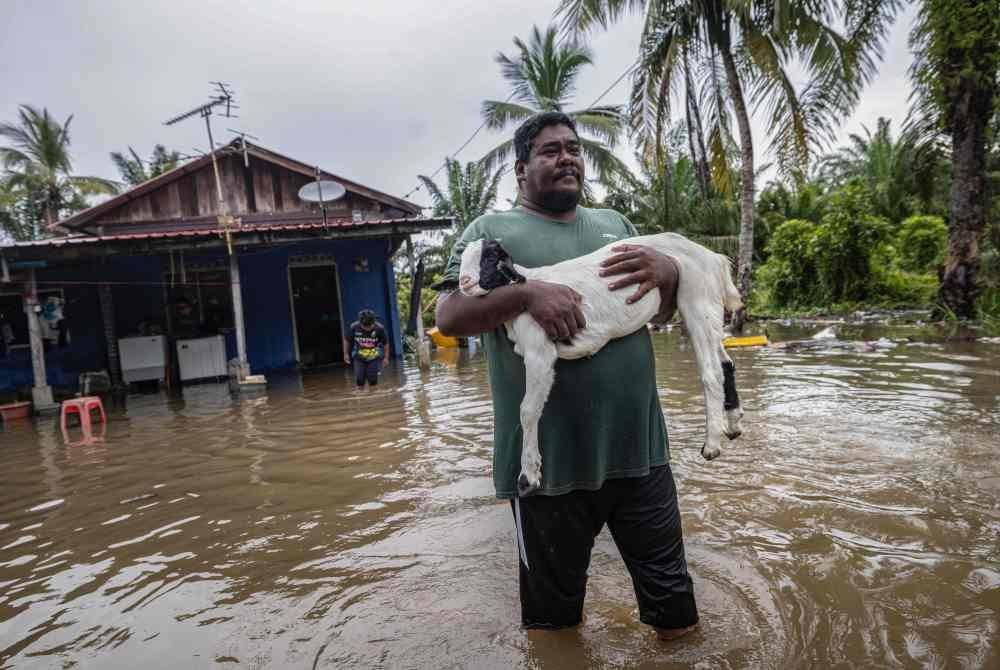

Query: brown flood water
1;325;999;669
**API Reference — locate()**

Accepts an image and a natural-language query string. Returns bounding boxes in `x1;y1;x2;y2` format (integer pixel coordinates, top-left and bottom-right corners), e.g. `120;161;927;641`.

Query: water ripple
1;335;998;667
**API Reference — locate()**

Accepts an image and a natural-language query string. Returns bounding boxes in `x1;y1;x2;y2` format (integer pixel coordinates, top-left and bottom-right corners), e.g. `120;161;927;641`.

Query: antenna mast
227;128;259;168
164;83;240;252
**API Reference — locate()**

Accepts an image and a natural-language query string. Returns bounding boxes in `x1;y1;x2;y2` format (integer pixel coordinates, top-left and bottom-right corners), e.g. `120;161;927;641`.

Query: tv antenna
227;128;259;168
164;83;241;253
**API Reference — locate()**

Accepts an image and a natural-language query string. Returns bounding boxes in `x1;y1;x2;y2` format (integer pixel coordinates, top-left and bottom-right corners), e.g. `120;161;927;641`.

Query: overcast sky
3;0;920;212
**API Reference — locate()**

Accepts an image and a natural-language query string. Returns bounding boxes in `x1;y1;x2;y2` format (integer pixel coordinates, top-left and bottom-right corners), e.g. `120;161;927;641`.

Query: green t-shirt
439;206;669;498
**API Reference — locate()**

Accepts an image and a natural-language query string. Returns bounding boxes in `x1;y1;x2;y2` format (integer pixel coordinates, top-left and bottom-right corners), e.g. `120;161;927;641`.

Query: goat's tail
718;254;743;312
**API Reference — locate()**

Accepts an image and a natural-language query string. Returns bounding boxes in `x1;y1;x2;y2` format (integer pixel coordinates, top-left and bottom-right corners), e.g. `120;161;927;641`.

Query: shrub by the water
754;218;821;308
896;215;948;273
756;182;893;309
812;183;891;303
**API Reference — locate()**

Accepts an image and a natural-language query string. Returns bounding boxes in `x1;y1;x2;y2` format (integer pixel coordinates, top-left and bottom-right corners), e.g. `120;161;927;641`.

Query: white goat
458;233;745;496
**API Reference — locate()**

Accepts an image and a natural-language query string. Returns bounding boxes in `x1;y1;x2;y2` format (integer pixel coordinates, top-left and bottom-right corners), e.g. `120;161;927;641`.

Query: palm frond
556;0;647;36
0;146;31;171
481;100;538;131
417;169;451;216
66;175;119;196
568;106;624;147
579;136;635;189
478;139;516;175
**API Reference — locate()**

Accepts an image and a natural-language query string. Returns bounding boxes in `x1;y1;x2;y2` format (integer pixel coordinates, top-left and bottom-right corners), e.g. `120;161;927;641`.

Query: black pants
511;464;698;630
353;357;382;386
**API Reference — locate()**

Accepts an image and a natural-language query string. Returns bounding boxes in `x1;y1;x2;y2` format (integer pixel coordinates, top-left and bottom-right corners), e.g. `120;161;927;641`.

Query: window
0;288;65;348
162;267;233;333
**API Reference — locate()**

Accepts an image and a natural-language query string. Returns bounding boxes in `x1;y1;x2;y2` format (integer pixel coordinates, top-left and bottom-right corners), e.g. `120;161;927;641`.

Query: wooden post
98;283;122;387
161;277;181;396
24;269;56;412
406;237;430;370
229;252;250;379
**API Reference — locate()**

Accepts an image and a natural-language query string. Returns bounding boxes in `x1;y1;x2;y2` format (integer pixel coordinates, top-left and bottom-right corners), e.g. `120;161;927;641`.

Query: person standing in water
343;309;390;390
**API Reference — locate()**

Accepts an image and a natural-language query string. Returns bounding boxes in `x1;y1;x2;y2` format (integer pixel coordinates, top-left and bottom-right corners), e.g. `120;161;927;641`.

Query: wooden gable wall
89;154;398;231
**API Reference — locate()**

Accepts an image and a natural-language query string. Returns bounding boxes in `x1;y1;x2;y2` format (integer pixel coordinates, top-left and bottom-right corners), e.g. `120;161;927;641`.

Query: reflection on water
1;330;998;669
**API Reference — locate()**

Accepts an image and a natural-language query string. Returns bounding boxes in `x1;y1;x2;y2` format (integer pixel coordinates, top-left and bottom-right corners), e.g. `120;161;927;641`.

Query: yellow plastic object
723;335;769;348
428;326;460;348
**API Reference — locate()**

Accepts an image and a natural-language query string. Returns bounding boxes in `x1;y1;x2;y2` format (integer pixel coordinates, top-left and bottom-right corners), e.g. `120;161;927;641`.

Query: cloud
1;1;918;212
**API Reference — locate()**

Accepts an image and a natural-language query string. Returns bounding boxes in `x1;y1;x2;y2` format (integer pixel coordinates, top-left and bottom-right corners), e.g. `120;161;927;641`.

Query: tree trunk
938;75;995;318
684;55;711;199
719;46;755;333
39;201;55;240
406;256;426;336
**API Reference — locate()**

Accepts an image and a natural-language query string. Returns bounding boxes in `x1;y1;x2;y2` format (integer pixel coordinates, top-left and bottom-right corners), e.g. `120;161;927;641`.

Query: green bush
755;218;822;307
873;268;940;307
977;286;1000;335
812;183;891;303
896;215;948;272
753;181;945;311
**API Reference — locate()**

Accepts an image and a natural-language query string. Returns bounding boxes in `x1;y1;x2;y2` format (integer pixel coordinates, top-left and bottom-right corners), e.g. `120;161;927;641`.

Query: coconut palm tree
557;0;902;329
401;158;506;334
606;121;739;238
0;179;26;242
0;105;117;238
480;24;634;190
110;144;181;186
419;158;506;239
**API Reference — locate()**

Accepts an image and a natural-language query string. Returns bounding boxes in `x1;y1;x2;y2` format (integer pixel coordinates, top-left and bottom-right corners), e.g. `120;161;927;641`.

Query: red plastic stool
60;396;106;433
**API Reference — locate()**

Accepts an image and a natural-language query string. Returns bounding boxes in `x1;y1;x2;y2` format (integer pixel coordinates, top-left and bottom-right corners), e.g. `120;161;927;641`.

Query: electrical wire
402;58;640;203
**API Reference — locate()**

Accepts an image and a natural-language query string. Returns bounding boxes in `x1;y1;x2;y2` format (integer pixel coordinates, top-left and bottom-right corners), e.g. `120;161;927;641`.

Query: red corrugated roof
6;216;452;248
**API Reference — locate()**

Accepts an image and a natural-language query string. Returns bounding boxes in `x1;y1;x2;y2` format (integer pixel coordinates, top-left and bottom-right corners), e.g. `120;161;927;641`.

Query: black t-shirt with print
347;321;387;361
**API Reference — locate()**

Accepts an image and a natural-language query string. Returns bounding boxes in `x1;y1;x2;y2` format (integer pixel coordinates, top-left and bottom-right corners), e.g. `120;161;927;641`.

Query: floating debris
723;335;769;348
812;326;838;340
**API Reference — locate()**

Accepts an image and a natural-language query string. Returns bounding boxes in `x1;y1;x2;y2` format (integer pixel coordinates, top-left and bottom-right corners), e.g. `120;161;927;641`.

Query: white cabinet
118;335;167;383
177;335;227;382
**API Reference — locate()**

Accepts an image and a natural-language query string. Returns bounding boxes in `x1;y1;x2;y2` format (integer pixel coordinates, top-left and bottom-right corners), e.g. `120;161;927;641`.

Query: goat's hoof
517;472;540;497
724;429;742;440
701;445;721;461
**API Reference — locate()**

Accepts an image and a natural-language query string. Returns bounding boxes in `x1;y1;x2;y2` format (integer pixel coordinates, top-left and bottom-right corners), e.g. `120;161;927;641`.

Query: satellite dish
298;180;346;203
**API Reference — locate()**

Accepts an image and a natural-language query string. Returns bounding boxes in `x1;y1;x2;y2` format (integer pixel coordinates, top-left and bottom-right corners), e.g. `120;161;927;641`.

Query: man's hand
522;280;587;341
343;355;351;366
599;244;680;322
382;355;390;366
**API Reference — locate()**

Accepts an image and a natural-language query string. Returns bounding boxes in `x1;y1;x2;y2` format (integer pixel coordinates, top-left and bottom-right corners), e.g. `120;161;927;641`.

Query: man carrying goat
435;112;699;638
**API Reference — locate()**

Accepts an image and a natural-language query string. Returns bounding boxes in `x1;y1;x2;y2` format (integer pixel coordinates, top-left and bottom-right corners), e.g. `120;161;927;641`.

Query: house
0;140;451;405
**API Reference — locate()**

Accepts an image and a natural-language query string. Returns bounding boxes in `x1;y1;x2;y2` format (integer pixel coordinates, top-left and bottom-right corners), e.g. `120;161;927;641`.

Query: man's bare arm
436;281;586;340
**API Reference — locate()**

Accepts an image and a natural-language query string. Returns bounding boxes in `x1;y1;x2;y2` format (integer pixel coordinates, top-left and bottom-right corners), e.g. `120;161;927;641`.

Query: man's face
516;124;584;213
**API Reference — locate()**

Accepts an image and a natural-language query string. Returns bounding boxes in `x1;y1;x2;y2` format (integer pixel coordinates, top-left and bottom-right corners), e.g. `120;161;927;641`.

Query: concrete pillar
24;269;57;413
406;237;431;370
229;251;251;380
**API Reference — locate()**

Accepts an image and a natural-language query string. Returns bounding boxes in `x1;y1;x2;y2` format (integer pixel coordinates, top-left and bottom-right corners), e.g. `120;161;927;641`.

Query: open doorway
288;264;345;367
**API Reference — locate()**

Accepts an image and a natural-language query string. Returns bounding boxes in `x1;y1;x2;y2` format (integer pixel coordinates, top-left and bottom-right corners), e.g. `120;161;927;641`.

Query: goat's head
459;239;525;296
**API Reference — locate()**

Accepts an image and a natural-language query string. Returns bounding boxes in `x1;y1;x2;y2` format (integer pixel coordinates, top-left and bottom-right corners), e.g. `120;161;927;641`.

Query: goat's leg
511;318;558;496
719;346;744;439
678;301;728;460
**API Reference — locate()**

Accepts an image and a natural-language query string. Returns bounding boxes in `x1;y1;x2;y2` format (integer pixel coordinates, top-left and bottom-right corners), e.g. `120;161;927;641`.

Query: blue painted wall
0;256;162;392
0;238;403;393
238;237;401;371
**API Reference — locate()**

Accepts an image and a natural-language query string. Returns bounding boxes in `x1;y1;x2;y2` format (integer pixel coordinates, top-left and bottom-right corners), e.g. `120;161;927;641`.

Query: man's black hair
513;112;579;163
358;309;376;326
